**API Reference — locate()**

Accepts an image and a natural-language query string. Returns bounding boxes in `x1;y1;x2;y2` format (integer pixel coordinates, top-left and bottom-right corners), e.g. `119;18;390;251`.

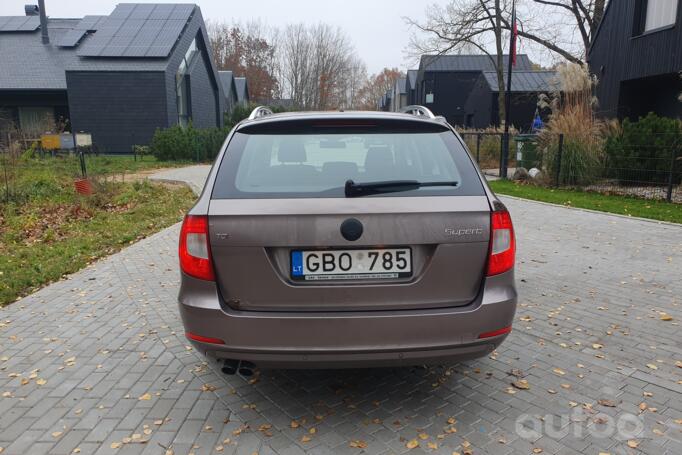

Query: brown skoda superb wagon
179;106;516;372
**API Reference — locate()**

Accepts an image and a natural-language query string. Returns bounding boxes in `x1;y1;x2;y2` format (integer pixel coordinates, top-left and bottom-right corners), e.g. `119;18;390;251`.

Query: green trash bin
514;134;539;170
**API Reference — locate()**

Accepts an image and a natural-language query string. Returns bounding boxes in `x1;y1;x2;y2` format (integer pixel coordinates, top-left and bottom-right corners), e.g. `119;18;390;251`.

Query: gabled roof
218;70;236;99
481;70;559;92
234;77;249;103
407;70;418;89
396;77;407;95
0;3;203;91
419;54;533;72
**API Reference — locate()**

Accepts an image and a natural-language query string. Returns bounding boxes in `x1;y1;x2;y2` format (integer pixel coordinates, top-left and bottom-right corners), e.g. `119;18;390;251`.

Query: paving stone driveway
1;166;681;455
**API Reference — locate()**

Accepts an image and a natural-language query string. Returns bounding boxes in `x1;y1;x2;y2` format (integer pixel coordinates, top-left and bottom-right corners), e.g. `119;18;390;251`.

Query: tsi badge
445;227;484;237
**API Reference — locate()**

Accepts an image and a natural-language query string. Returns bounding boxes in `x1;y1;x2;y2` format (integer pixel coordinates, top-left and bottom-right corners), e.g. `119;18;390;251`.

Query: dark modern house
589;0;681;120
0;2;224;153
234;77;250;106
463;71;559;131
412;54;534;126
406;69;418;105
218;70;238;114
391;77;408;112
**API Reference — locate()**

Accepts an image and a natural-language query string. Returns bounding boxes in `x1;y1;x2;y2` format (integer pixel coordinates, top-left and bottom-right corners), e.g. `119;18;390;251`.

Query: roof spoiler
401;105;447;123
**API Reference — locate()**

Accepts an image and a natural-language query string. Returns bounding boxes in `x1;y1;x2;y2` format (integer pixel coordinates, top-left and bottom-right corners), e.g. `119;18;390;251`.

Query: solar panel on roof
129;4;155;20
0;16;40;32
57;28;88;47
149;4;175;20
169;4;194;20
109;3;135;19
76;3;193;58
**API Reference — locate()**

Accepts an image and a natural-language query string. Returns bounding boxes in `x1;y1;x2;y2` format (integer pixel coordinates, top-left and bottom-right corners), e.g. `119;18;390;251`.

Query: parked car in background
178;106;516;373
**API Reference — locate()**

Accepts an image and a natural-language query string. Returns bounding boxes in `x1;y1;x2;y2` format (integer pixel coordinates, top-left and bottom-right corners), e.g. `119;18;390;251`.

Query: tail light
486;209;515;276
179;215;215;281
186;332;224;344
478;326;512;339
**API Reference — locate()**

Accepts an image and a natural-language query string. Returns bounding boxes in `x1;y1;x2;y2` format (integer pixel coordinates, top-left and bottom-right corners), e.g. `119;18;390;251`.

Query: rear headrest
364;146;394;170
278;139;307;163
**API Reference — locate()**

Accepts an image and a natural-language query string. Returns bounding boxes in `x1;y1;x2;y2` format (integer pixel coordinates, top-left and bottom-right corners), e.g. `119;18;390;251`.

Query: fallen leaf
405;439;419;449
349;440;367;449
418;432;429;440
533;449;543;454
110;442;121;449
427;442;438;449
646;363;658;370
300;435;311;443
598;399;618;407
627;440;639;448
512;379;530;390
660;314;673;321
51;432;63;438
552;368;566;376
138;393;152;401
290;420;299;429
592;343;604;349
36;378;47;386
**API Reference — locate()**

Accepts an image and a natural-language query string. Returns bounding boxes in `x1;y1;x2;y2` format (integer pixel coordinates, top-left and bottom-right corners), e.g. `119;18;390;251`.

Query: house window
644;0;678;32
177;77;191;127
18;106;54;134
176;38;198;126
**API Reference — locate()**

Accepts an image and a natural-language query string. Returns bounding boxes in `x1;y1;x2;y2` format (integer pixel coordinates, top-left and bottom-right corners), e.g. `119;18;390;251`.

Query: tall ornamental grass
538;63;605;186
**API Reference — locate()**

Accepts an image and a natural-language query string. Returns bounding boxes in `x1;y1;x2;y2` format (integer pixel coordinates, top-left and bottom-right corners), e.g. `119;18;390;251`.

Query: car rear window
212;128;485;199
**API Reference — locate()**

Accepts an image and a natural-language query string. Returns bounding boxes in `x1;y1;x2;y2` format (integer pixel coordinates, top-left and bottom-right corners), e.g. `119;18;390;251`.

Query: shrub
150;124;229;162
604;113;681;185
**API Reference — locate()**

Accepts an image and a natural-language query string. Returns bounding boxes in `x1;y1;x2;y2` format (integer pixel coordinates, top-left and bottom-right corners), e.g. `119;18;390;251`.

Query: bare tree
279;24;358;110
527;0;606;57
495;0;607;63
356;68;404;110
207;20;279;102
343;56;368;109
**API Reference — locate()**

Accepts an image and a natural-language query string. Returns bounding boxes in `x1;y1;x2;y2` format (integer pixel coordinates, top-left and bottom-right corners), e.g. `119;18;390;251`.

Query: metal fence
460;131;682;203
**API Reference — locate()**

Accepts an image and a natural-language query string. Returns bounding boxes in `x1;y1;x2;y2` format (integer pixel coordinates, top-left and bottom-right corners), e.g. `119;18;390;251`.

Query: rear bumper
178;271;516;368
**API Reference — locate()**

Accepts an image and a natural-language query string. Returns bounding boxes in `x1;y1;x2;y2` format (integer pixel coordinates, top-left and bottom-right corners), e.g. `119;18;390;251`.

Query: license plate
291;248;412;281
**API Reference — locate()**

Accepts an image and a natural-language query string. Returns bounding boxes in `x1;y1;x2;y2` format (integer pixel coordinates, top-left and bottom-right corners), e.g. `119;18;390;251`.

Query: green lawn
0;155;195;306
489;179;682;224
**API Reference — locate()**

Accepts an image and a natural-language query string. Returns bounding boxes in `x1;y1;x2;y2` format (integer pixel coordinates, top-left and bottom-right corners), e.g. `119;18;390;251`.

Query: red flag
511;3;518;66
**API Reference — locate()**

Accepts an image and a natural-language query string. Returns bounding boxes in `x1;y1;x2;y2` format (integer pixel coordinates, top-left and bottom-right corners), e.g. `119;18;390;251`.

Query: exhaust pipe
238;360;256;377
221;359;239;375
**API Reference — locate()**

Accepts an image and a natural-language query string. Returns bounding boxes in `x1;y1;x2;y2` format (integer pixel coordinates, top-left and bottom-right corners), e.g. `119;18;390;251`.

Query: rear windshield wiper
344;179;458;197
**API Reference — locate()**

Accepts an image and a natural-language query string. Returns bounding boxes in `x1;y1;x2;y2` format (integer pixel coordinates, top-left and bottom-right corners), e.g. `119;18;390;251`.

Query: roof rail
401;105;436;119
248;106;274;120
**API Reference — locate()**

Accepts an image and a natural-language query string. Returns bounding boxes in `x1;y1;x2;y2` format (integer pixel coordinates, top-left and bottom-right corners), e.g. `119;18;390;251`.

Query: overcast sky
0;0;440;74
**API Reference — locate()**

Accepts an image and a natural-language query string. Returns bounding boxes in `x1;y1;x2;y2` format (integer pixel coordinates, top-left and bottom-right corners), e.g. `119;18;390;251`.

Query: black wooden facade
588;0;682;120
